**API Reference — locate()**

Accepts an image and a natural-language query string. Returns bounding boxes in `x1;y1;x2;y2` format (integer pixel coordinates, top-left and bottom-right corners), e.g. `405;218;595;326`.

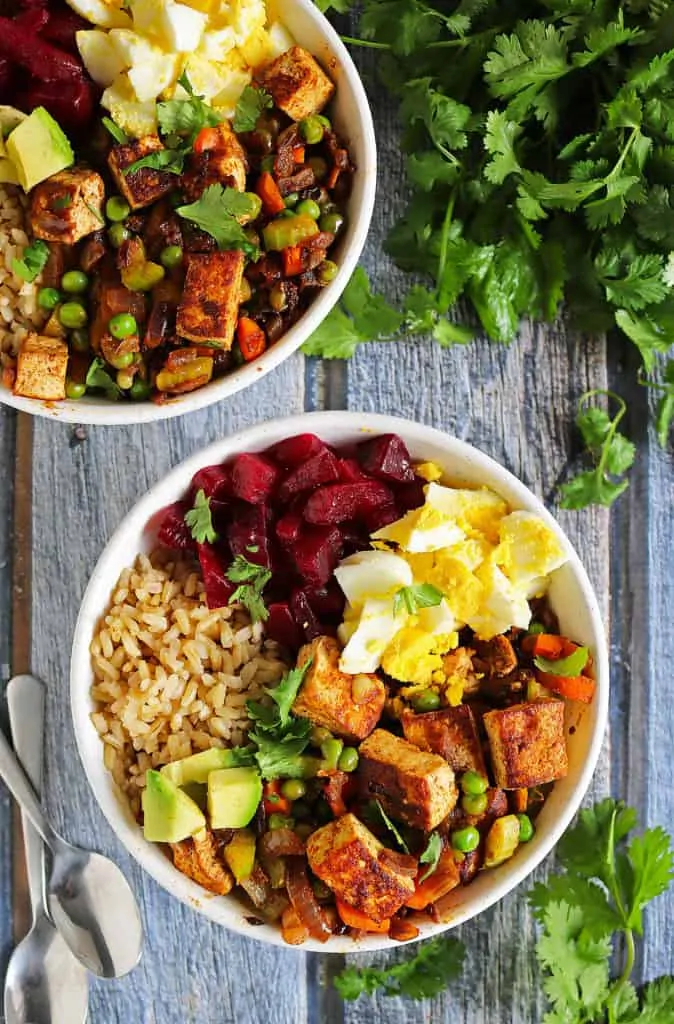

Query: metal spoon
4;674;89;1024
0;675;144;979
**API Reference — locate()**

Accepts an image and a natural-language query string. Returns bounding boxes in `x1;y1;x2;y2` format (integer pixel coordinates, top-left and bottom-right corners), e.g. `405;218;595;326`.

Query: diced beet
303;481;394;525
197;543;235;609
290;589;323;642
227;505;272;567
357;434;415;483
276;510;303;547
303;581;345;623
278;447;341;502
269;433;326;467
334;442;359;460
336;457;369;483
291;525;342;587
156;501;195;551
339;523;371;556
362;502;400;532
190;463;231;501
395;476;427;512
230;452;279;504
266;602;305;651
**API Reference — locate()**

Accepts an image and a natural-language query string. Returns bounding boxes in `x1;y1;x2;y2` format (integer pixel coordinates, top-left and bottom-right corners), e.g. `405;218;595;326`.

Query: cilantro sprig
640;359;674;448
184;489;217;544
176;185;260;257
85;357;121;400
232;85;273;133
158;71;221;142
246;660;314;779
560;391;636;509
418;832;442;882
334;935;465;1000
393;583;444;616
12;239;49;283
225;553;271;623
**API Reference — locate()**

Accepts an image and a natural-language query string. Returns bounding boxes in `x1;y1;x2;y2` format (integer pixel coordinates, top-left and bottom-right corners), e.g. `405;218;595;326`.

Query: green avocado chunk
6;107;74;192
142;769;206;843
208;766;262;830
161;747;242;788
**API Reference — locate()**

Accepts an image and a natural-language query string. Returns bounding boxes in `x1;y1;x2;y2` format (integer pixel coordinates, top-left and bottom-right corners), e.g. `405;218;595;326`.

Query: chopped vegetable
184;489;217;545
335;897;390;933
536;671;596;704
262;213;319;251
236;317;266;362
282;245;304;277
256;171;285;216
535;647;589;677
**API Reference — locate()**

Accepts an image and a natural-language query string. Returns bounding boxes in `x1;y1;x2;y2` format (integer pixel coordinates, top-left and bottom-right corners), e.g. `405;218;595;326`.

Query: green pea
527;621;545;635
65;379;86;400
337;747;359;773
411;689;440;713
308;156;328;181
109;313;138;340
160;245;184;269
311;725;332;746
321;737;344;771
281;778;306;801
130;377;151;401
316;114;331;131
109;350;134;370
108;223;129;249
461;770;489;796
295;198;321;220
284;192;299;208
116;369;135;389
38;287;61;310
70;328;90;352
319;211;345;235
451;826;480;853
59;302;88;329
61;270;89;294
517;813;535;843
268;813;295;831
106;195;131;222
299;116;324;145
462;792;488;816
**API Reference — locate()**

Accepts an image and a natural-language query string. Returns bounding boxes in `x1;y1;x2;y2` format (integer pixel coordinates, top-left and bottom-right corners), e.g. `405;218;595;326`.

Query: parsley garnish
334;935;465;1000
102;116;129;145
535;646;589;677
247;660;312;732
560;390;636;509
12;240;49;283
176;185;261;257
85;357;121;400
225;553;271;622
158;72;221;143
124;147;187;177
232;85;273;133
184;489;217;544
418;832;443;882
52;195;72;210
246;660;314;778
393;583;443;616
375;799;410;853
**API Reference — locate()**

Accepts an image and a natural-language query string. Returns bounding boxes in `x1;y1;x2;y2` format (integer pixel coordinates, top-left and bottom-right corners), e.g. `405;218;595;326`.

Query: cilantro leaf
157;72;221;142
393;583;444;616
637;977;674;1022
226;553;269;583
560;391;635;509
184;489;217;544
625;827;674;933
102;116;129;145
176;185;260;257
375;800;410;853
247;660;312;732
333;936;465;1000
419;832;442;882
124;147;188;177
249;718;312;779
225;553;271;623
85;357;121;400
535;646;589;677
302;267;404;358
232;85;273;132
12;239;49;283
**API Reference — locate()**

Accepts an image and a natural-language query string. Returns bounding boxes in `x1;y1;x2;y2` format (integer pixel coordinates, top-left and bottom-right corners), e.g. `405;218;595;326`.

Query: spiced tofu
107;136;175;210
257;46;335;122
171;829;233;896
401;705;486;776
483;699;569;789
30;168;105;244
176;250;244;348
306;813;415;922
181;126;247;201
294;636;385;741
13;333;68;400
359;729;458;831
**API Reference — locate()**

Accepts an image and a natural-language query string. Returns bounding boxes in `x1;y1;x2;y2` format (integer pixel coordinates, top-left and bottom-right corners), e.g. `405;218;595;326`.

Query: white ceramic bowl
1;3;376;425
71;412;609;950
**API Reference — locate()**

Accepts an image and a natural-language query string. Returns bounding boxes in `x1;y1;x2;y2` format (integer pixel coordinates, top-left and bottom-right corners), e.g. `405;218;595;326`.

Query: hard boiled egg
424;483;508;542
496;511;568;587
467;555;532;638
334;549;412;610
76;30;127;87
339;597;404;675
373;505;465;553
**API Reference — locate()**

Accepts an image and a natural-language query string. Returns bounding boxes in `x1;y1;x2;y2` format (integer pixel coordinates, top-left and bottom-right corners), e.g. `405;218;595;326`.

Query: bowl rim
70;411;609;952
0;0;377;426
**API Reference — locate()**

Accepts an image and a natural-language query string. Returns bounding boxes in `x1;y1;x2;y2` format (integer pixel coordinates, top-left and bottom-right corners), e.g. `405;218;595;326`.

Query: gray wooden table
1;39;674;1024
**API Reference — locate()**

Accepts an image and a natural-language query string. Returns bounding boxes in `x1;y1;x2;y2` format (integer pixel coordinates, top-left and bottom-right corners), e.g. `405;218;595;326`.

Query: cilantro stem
578;388;628;482
340;35;390;49
435;195;455;304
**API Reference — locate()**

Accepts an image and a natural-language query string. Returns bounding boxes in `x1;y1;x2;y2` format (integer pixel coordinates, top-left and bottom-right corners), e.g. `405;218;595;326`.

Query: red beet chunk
276;510;303;547
231;452;279;505
278;447;340;502
336;457;368;483
197;543;235;609
303;581;345;623
290;589;323;642
395;476;427;512
291;526;342;587
269;433;326;467
303;481;394;525
156;501;195;551
357;434;415;483
227;505;272;567
266;602;305;651
190;464;231;501
362;502;400;532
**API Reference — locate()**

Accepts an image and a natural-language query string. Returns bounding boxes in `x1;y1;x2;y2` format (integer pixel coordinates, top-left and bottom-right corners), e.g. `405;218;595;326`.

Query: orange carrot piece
236;317;267;362
193;126;221;153
405;850;460;910
262;779;291;815
292;144;305;163
536;670;596;704
326;166;340;189
282;245;304;277
522;633;577;659
336;898;391;933
256;171;285;215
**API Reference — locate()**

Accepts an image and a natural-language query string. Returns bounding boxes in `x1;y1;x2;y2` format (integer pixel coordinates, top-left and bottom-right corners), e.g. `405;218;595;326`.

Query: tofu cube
14;333;68;401
176;250;244;348
180;125;247;202
30;168;105;244
483;699;569;789
359;729;458;831
293;636;386;742
401;705;486;776
256;46;335;122
306;813;415;923
107;136;176;210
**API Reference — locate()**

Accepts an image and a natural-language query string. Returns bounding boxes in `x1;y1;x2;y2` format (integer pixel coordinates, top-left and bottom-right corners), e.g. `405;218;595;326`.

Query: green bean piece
61;270;89;294
106;195;130;222
461;770;489;796
451;826;480;853
38;287;60;310
65;379;86;400
59;302;88;329
411;689;440;713
159;245;183;269
262;213;319;251
337;747;359;773
281;779;306;801
517;813;535;843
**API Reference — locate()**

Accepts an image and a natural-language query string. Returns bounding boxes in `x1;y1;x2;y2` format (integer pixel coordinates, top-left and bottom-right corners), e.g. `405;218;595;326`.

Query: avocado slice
223;829;257;883
208;766;262;830
6;107;73;192
142;769;206;843
161;747;242;788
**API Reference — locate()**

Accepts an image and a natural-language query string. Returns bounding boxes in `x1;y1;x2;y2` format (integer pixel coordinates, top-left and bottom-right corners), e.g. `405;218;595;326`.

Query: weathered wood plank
30;361;309;1023
0;405;16;974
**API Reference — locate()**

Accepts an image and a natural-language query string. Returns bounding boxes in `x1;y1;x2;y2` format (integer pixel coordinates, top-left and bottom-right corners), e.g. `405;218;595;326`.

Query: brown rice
0;183;45;371
90;548;290;816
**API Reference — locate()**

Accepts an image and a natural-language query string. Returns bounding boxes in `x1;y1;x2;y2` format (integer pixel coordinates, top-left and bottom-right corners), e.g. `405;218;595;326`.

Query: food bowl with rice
71;412;609;951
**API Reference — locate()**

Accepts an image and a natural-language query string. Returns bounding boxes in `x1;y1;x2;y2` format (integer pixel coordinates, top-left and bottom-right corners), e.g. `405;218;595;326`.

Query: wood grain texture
0;405;16;974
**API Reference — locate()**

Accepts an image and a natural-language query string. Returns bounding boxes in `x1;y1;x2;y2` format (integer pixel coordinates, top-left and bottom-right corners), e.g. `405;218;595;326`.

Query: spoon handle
0;684;55;850
6;675;48;921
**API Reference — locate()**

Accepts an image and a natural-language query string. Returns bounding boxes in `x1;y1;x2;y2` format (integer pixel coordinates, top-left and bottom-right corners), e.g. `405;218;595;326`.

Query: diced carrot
405;850;460;910
282;244;305;277
256;171;285;215
326;166;340;189
262;779;291;816
335;898;390;933
236;317;267;362
193;127;221;154
522;633;576;659
512;788;528;813
292;144;305;163
536;670;596;704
